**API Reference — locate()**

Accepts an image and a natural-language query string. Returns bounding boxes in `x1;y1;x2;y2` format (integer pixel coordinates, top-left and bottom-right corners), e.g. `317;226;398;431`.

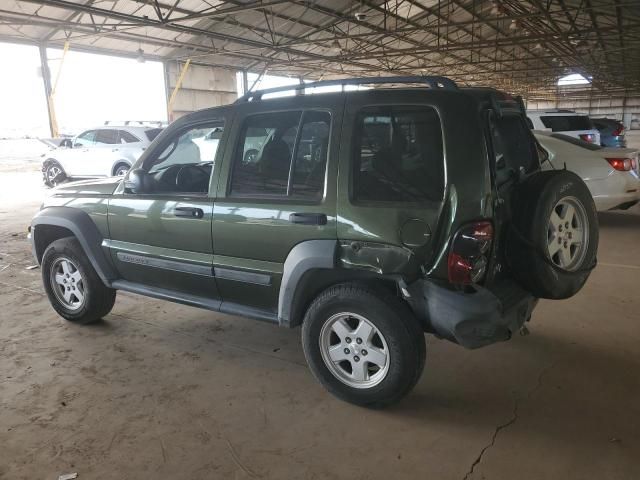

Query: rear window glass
145;128;164;141
490;114;538;185
352;106;444;203
550;133;602;151
540;115;594;131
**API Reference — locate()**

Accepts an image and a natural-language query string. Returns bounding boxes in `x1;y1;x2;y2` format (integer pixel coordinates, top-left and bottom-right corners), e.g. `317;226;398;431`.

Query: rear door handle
289;212;327;225
174;207;204;219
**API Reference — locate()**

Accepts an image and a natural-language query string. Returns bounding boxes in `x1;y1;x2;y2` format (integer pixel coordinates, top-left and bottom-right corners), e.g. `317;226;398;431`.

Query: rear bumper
407;280;538;349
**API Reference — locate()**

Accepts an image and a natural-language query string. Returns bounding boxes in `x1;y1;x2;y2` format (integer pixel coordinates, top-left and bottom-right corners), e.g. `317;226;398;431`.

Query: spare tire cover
506;170;598;299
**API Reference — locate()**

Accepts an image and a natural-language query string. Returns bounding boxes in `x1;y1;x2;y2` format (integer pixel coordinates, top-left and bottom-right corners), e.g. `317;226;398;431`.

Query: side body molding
31;206;118;285
278;240;337;327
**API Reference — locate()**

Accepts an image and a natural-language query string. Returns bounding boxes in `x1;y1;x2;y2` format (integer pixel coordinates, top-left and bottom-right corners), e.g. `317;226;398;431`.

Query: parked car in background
535;131;639;211
592;117;627;148
527;109;600;145
42;124;164;187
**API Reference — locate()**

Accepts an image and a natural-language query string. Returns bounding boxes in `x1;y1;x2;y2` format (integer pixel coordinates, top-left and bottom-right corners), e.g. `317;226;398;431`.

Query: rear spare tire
507;170;598;299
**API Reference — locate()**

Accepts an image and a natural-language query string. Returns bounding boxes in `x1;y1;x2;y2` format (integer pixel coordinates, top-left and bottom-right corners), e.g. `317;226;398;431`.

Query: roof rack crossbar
236;75;458;102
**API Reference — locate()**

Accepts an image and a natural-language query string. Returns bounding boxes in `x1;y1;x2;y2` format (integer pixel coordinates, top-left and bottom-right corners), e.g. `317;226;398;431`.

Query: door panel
108;196;217;298
212;97;344;312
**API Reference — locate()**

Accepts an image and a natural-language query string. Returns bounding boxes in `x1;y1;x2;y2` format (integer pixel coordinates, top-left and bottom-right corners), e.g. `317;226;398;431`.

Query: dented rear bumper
407;279;538;349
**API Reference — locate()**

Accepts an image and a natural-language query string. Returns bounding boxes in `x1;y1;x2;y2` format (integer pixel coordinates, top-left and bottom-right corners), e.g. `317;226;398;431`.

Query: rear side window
145;128;163;142
230;111;330;200
119;130;140;143
352;106;444;203
540;115;594;131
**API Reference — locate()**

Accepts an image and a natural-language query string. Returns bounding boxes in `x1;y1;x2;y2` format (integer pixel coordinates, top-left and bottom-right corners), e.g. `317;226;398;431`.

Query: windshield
550;133;602;151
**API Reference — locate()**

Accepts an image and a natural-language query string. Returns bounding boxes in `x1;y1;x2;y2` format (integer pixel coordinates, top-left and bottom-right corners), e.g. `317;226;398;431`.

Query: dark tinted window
95;129;119;144
490;114;538;185
540;115;594;131
230;111;330;200
550;133;602;151
119;130;140;143
352;106;444;203
145;128;163;141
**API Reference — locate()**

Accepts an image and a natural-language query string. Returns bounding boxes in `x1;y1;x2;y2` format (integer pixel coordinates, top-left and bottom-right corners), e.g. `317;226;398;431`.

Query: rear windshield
540;115;594;132
352;105;444;203
550;133;602;151
145;128;164;141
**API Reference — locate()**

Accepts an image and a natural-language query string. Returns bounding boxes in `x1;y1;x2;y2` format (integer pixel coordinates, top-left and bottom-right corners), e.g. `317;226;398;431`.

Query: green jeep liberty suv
30;77;598;407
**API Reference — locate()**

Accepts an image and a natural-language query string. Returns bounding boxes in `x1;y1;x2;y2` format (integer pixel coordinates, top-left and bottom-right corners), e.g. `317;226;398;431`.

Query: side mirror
59;138;73;148
124;168;151;194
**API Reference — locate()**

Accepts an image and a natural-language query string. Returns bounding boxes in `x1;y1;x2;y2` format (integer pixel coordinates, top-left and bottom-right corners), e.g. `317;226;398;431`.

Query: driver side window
141;120;224;195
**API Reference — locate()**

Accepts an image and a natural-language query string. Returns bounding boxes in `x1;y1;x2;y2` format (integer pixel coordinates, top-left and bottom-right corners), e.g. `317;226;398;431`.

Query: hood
50;177;121;196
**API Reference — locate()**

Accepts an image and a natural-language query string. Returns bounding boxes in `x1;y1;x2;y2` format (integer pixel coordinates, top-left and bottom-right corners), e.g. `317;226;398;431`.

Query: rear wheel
41;237;116;324
302;283;425;408
113;163;130;177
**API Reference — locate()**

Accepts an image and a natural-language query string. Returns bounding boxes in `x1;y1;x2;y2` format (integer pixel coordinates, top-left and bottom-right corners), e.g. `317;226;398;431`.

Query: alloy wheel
49;257;86;311
319;312;390;389
547;196;589;271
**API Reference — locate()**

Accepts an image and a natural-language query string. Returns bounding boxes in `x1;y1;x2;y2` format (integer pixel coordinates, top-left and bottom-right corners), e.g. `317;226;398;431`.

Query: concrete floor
1;143;639;479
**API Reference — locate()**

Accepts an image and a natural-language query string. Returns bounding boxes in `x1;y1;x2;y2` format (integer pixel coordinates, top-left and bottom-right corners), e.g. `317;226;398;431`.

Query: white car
535;131;640;211
528;110;601;145
42;125;163;186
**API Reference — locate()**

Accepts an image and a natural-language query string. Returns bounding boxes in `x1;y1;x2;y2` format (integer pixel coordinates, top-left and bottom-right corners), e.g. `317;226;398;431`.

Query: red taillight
606;157;632;171
579;134;595;143
448;221;493;285
612;125;624;136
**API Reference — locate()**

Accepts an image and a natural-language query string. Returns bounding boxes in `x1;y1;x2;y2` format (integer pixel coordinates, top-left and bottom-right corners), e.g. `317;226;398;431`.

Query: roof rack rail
236;75;458;102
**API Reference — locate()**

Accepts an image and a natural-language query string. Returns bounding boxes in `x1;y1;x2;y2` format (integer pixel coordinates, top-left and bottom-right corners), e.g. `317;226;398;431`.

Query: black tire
507;170;598;299
43;161;66;187
302;283;426;408
113;162;130;177
41;237;116;324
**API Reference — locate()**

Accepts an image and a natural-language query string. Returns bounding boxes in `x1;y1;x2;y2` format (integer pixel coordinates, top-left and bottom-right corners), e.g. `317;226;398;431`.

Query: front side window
75;130;96;147
95;129;119;145
230;111;330;200
140;121;224;194
352;106;444;203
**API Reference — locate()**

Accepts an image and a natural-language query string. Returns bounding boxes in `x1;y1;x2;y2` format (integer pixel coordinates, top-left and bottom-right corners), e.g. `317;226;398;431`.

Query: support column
242;69;249;96
38;44;55;138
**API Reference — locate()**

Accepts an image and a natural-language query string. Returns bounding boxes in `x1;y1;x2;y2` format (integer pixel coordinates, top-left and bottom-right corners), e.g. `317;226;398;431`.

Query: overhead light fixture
354;12;366;21
490;1;500;15
509;20;518;31
534;43;543;50
136;48;145;63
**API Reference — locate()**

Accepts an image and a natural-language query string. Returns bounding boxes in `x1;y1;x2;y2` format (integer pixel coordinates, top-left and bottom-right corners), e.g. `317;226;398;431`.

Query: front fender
31;206;117;286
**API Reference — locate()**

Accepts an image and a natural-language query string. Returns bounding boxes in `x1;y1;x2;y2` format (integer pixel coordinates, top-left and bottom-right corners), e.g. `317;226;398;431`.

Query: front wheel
302;283;426;408
113;163;130;177
41;237;116;324
44;162;66;187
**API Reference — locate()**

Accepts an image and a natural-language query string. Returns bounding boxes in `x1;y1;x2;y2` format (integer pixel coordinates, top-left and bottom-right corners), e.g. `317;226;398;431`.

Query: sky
0;42;167;138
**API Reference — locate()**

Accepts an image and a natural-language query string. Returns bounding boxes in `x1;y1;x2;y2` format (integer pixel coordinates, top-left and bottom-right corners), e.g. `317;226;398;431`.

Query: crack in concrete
462;361;557;480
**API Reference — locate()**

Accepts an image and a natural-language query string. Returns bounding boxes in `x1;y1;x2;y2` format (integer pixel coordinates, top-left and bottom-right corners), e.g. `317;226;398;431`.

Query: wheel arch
111;160;132;176
278;240;404;328
31;206;117;286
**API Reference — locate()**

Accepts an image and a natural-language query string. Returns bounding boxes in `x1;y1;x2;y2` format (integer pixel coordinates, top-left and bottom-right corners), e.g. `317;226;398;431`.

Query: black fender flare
278;240;337;327
31;206;117;286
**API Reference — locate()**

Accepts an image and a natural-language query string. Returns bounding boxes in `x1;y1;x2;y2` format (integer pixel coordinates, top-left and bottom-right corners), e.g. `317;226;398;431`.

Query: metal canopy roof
2;0;640;100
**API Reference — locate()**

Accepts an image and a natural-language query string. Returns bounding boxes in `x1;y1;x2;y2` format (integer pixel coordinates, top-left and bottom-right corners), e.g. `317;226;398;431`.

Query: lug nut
344;348;350;354
361;349;368;356
345;337;351;344
353;356;360;362
356;338;362;344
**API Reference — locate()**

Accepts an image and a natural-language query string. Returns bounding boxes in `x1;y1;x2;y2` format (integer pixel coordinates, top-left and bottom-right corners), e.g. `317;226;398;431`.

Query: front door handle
289;212;327;225
174;207;204;219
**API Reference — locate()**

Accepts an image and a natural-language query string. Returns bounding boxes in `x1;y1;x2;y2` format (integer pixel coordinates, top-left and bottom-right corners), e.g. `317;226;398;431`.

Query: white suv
42;124;163;187
526;110;600;145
